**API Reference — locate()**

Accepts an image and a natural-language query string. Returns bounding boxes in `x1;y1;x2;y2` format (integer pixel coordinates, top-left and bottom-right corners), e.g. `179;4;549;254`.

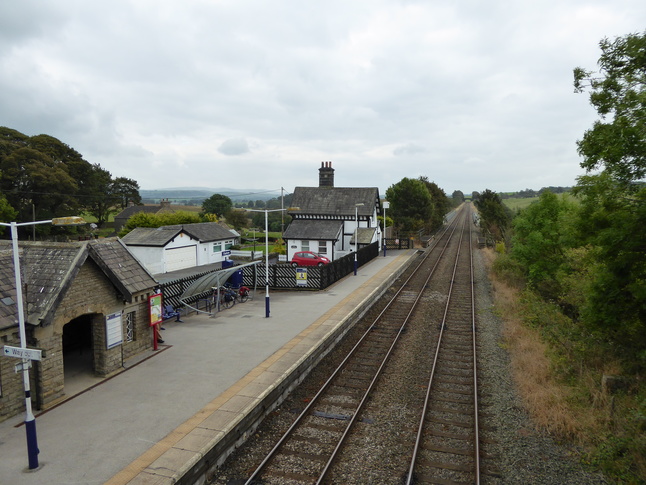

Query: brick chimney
319;161;334;188
160;198;171;209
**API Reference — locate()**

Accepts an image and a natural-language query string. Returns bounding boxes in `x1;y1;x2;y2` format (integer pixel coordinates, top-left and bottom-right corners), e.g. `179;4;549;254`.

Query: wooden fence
160;241;380;308
383;237;412;250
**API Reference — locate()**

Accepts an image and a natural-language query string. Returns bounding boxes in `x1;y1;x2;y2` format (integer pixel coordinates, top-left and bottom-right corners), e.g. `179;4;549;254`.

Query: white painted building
120;223;239;275
283;162;382;262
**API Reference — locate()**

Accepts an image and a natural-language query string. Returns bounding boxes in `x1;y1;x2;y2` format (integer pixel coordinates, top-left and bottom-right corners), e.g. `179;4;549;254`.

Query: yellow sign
296;268;307;287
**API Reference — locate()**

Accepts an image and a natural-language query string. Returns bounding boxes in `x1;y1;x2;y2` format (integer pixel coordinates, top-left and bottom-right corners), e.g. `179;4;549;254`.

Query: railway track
236;206;479;485
406;205;480;484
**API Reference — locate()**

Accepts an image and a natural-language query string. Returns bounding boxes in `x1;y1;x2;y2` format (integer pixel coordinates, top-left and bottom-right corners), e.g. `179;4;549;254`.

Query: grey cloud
218;138;250;156
394;144;427;156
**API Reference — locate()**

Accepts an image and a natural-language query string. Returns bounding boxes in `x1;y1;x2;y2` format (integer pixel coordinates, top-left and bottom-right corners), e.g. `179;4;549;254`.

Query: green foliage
385;177;435;234
0;127;142;236
474;189;512;241
574;32;646;188
249;210;288;233
118;211;200;237
202;194;232;217
418;176;451;230
224;209;250;231
510;191;579;299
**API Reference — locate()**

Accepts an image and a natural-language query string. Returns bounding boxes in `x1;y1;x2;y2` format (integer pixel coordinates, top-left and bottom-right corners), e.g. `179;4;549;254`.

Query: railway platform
0;249;416;485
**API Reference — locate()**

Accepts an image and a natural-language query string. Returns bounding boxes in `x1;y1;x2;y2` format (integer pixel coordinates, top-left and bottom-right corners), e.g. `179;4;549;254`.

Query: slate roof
0;238;157;329
288;187;380;217
0;250;20;331
283;220;343;241
120;227;185;247
350;227;378;245
164;222;236;242
22;242;88;327
89;239;158;296
121;223;236;247
114;204;161;220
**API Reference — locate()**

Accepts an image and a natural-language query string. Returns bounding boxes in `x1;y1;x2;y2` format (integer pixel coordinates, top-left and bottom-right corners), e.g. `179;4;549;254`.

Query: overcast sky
1;1;644;197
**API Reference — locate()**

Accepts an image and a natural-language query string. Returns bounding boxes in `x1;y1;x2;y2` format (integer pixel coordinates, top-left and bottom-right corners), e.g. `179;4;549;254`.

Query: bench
162;305;184;322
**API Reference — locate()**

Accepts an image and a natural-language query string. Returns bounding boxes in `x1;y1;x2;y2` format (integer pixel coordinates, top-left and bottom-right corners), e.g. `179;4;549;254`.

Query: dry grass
482;248;591;439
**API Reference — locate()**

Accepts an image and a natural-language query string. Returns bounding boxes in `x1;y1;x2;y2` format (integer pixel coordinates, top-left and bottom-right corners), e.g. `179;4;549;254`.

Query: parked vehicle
290;251;330;267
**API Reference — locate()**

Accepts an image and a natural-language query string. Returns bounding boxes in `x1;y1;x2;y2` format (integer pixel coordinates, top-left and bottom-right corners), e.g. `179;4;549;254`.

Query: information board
149;293;163;326
105;312;123;349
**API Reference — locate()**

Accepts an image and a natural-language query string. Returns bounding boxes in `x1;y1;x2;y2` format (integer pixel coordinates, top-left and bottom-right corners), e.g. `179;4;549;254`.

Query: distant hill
140;187;283;205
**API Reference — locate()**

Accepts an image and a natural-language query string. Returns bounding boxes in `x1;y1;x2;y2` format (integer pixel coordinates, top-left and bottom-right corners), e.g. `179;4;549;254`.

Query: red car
290;251;331;267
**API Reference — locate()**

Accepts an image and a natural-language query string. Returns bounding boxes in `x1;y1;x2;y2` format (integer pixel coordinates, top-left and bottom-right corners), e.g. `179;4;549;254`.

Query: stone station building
0;238;157;422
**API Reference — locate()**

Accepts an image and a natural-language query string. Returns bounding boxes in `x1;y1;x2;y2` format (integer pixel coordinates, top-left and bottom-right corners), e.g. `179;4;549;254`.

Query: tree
0;193;18;229
111;177;142;209
0;127;142;234
574;32;646;188
0;146;78;224
451;190;465;207
202;194;232;217
473;189;512;241
572;33;646;364
83;164;114;227
118;211;201;237
385;177;434;234
419;177;451;230
224;209;249;231
510;191;578;299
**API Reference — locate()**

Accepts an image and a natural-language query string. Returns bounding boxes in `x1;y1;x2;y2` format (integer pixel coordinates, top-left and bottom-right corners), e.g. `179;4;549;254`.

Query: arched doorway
63;314;100;395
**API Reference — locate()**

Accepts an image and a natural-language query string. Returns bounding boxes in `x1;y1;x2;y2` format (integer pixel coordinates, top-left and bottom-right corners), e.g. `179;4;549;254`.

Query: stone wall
32;260;155;410
0;327;26;422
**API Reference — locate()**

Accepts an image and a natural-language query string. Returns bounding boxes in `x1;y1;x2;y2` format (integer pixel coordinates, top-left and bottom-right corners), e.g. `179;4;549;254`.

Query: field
502;197;539;211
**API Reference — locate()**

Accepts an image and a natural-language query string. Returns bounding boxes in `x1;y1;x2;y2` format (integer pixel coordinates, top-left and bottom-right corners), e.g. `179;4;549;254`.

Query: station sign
3;346;42;361
14;361;32;373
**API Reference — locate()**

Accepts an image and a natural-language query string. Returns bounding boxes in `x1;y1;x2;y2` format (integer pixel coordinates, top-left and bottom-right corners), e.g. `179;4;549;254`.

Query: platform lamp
354;203;364;275
243;208;298;318
382;201;389;257
0;216;86;471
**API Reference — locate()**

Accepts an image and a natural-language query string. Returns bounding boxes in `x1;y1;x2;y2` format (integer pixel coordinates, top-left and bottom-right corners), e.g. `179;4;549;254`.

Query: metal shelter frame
179;261;261;315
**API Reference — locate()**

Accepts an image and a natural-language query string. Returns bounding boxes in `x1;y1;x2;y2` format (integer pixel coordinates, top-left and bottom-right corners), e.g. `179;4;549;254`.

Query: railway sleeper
429;404;475;416
433;382;473;396
422;443;474;457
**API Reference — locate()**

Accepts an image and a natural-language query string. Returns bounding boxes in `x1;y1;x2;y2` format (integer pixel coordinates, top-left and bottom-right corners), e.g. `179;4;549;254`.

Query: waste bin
227;269;243;288
222;259;234;269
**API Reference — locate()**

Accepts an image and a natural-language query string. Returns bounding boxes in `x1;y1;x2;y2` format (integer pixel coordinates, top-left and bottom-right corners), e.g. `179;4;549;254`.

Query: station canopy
179;261;260;303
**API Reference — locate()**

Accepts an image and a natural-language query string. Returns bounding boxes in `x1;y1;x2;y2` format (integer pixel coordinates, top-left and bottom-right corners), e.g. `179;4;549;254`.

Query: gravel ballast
208;243;609;484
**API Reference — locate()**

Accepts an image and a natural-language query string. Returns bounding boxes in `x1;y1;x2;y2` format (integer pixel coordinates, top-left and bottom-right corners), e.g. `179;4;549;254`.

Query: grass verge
483;248;646;483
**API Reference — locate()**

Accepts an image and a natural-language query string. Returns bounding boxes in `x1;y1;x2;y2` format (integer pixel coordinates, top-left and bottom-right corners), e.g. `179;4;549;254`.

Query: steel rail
244;210;465;485
406;204;480;484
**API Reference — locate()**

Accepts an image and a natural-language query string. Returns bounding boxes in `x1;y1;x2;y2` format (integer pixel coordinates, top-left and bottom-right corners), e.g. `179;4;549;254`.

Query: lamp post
382;201;389;257
354;203;364;276
0;216;85;470
244;208;288;318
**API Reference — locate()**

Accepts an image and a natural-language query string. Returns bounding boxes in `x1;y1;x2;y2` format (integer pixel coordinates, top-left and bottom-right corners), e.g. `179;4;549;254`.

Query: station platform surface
0;249;415;485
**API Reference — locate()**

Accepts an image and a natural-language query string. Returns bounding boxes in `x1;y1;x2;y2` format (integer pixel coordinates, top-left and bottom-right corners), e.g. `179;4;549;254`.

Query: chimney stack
319;161;335;188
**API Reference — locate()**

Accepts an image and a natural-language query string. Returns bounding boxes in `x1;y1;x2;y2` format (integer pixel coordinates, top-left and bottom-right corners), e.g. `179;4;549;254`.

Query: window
225;240;233;250
125;311;136;342
213;242;222;253
318;241;327;254
302;241;310;251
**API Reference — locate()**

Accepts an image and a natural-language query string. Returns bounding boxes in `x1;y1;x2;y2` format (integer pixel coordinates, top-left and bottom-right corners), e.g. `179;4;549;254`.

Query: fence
383;237;412;250
160;241;380;308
